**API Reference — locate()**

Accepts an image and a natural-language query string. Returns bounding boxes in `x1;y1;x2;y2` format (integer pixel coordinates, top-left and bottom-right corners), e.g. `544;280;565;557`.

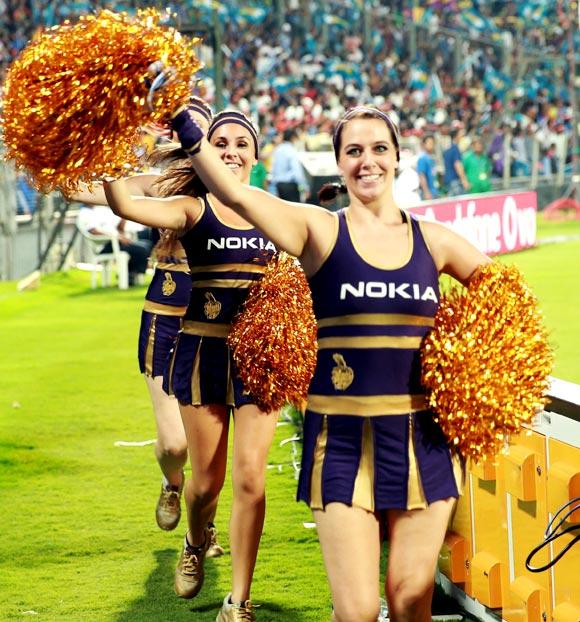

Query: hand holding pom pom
171;106;205;155
421;262;553;462
2;9;202;193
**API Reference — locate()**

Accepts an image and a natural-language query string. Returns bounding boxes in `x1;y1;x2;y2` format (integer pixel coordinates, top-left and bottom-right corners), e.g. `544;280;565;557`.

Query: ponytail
318;181;348;205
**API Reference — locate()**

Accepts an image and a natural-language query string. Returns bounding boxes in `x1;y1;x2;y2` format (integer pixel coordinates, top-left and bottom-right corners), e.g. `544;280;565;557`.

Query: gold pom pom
2;9;202;194
421;262;553;462
227;252;318;413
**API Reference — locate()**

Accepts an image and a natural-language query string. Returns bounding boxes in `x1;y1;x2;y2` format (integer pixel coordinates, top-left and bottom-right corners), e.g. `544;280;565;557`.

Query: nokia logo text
207;237;276;251
339;281;438;302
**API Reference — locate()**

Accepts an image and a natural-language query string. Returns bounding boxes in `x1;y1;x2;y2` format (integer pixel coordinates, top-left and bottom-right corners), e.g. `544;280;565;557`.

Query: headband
207;111;259;159
332;106;400;161
187;97;213;124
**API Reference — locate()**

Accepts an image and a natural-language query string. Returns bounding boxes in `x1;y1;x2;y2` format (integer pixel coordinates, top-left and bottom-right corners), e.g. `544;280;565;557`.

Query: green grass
502;216;580;383
0;271;329;621
1;226;578;621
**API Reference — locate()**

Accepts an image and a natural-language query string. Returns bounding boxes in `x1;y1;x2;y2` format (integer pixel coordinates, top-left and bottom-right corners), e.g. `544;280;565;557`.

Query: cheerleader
71;99;224;556
104;111;278;622
169;104;492;622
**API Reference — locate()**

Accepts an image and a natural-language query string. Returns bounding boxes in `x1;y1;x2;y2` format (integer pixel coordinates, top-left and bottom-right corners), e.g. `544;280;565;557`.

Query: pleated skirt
138;310;182;378
163;331;254;408
297;409;464;512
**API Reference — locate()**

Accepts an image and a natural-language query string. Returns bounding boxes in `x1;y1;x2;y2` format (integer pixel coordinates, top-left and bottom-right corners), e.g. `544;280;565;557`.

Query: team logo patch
203;292;222;319
162;272;177;296
331;353;354;390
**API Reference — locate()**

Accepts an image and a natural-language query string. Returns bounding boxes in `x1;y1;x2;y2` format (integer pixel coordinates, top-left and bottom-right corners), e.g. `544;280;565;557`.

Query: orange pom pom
421;262;553;462
227;252;318;413
2;9;202;194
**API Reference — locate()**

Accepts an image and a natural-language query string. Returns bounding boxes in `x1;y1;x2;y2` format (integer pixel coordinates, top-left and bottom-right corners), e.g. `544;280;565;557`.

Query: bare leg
385;498;455;622
180;404;230;546
145;375;187;487
229;404;278;602
313;503;381;622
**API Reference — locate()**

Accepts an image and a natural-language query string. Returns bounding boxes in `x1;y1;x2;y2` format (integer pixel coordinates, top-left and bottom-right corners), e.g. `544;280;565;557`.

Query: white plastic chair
77;230;130;290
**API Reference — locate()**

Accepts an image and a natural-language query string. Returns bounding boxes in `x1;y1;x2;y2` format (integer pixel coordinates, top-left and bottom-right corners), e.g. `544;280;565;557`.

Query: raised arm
171;108;330;260
103;178;201;231
69;173;162;205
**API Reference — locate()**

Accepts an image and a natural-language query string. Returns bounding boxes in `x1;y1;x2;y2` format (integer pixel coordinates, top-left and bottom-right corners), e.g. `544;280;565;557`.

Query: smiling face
337;117;399;204
208;123;257;184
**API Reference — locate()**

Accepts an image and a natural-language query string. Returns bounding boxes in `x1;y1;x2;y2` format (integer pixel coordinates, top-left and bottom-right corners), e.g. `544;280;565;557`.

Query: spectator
269;128;309;201
511;126;530;177
76;204;152;286
249;154;268;190
462;137;492;194
416;135;439;200
443;129;469;196
488;124;507;178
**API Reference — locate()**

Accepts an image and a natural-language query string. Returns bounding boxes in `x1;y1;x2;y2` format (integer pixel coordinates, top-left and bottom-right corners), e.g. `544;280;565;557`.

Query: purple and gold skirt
163;320;254;409
297;409;464;512
138;303;186;378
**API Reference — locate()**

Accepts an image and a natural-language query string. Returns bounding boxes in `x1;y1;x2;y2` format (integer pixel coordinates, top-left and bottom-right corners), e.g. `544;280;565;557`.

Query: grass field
0;216;578;621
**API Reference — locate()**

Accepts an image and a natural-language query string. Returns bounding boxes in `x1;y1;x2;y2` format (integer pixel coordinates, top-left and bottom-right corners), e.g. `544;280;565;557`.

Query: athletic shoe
156;475;183;531
378;597;389;622
206;522;225;558
174;530;210;599
216;593;256;622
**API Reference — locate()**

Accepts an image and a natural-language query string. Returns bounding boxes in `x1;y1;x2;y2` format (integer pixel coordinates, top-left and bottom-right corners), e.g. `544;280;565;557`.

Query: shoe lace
208;526;218;547
181;548;201;577
233;602;256;622
160;490;180;511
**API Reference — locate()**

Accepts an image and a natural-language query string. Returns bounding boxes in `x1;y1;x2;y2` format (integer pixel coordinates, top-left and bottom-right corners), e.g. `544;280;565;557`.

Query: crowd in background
1;0;578;211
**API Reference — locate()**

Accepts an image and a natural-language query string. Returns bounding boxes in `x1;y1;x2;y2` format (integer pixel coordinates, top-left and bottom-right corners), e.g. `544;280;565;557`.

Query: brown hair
318;106;400;203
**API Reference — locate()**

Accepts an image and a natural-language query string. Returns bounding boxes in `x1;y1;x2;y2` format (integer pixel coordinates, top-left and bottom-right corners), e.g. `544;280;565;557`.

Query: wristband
171;107;205;156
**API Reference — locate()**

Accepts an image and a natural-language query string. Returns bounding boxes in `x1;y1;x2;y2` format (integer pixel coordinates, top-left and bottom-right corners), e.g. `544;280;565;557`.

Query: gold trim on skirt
143;300;188;316
182;320;231;338
307;394;427;416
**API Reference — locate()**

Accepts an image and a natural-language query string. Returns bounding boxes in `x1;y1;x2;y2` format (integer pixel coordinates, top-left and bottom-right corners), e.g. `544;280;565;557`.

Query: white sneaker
216;593;256;621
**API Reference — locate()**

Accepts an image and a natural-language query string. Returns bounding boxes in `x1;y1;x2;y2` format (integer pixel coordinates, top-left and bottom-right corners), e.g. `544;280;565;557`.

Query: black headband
207;111;259;159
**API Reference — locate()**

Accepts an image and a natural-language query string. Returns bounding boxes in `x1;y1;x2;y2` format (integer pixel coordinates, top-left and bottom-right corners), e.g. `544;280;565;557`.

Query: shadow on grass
115;547;225;622
116;548;308;622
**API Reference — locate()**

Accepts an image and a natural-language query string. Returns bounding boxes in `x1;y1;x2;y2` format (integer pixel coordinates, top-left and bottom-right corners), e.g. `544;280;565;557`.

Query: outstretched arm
69;173;161;205
103;178;200;231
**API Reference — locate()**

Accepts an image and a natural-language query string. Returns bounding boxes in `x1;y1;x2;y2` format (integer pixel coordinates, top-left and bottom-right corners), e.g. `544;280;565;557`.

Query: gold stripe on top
155;262;190;272
310;416;328;509
144;314;157;377
190;337;202;404
182;320;231;338
307;394;427;417
189;263;267;274
407;415;427;510
317;313;434;329
143;301;188;316
191;279;256;288
351;418;375;511
317;336;423;350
